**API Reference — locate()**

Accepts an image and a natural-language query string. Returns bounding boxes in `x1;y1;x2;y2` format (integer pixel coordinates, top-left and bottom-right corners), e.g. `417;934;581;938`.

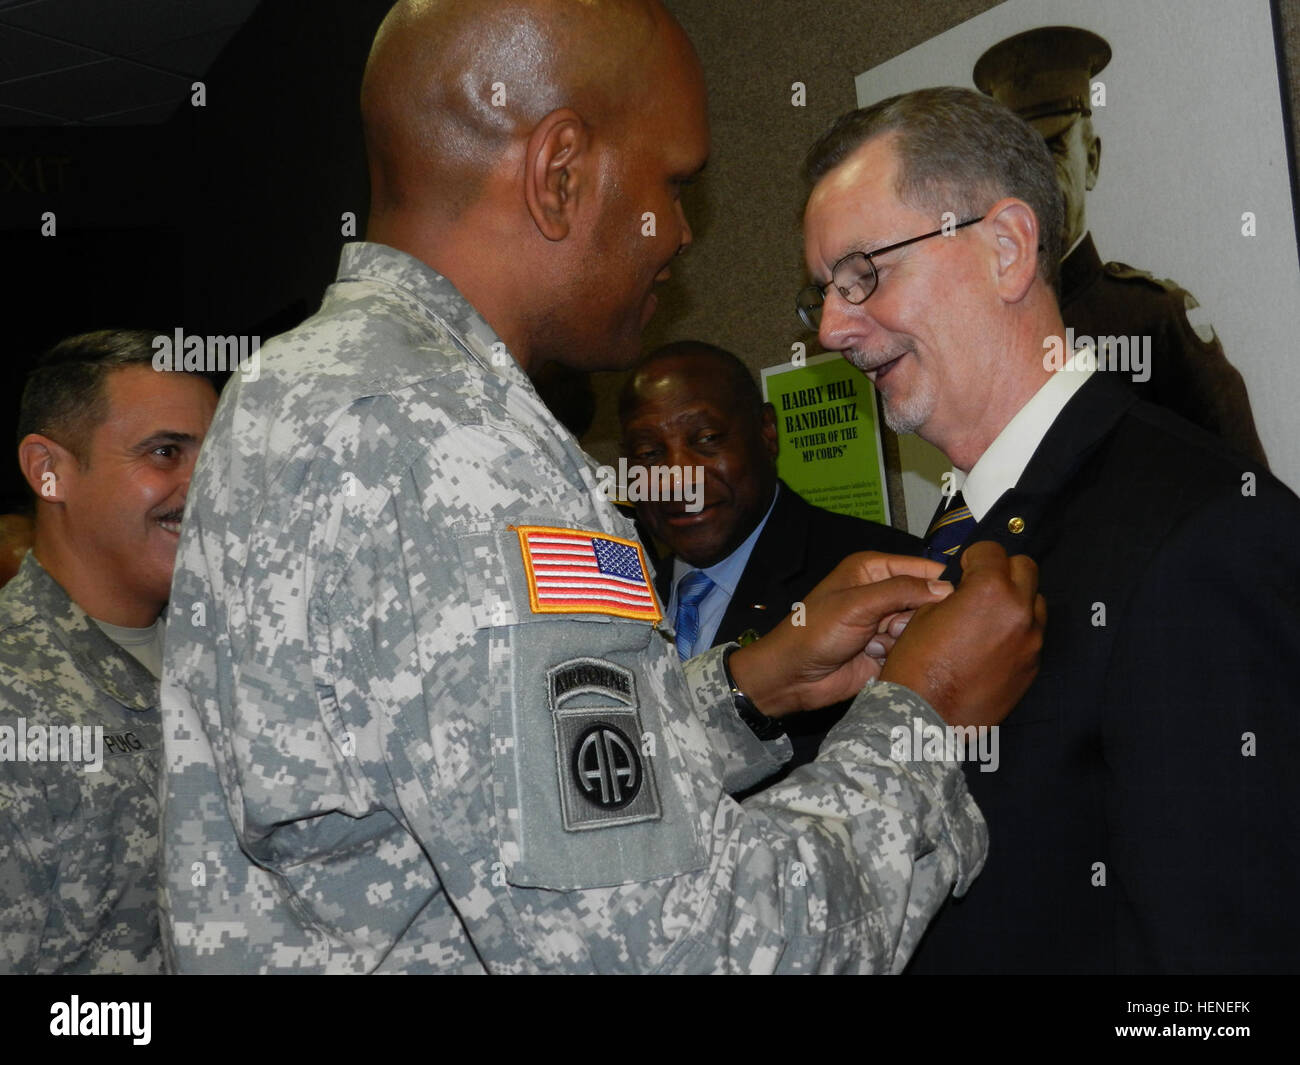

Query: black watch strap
722;644;786;740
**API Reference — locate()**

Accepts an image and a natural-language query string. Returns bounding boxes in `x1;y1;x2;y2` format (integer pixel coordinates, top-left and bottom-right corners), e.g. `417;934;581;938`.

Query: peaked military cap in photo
974;26;1111;138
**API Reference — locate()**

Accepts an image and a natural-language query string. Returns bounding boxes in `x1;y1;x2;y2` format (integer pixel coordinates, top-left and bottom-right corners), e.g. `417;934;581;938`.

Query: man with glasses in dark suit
799;85;1300;972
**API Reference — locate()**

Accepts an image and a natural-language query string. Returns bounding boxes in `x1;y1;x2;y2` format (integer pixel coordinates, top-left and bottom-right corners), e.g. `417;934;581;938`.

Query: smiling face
620;354;777;568
804;134;1004;458
50;365;217;623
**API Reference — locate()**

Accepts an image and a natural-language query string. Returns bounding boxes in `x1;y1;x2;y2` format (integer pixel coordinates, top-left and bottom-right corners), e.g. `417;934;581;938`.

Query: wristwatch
721;644;786;740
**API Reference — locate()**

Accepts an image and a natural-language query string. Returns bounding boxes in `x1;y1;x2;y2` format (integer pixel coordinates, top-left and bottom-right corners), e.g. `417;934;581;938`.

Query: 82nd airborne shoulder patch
548;657;661;832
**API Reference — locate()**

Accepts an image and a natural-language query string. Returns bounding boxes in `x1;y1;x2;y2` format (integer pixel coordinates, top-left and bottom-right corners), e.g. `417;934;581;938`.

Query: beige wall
585;0;1300;525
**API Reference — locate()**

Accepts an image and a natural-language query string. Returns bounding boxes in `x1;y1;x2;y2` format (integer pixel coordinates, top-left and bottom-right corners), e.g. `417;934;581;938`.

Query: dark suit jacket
907;373;1300;973
1060;232;1267;466
655;480;920;775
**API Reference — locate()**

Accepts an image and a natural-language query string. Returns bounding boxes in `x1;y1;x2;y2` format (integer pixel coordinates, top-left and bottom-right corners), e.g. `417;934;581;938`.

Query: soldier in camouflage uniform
974;26;1268;466
0;330;217;973
160;0;1044;974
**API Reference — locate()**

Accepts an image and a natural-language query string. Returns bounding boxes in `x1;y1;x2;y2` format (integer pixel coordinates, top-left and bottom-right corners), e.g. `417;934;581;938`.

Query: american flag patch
514;525;661;623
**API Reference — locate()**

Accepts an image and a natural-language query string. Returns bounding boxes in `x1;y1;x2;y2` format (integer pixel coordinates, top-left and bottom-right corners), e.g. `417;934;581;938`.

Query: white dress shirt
950;350;1097;521
667;484;780;658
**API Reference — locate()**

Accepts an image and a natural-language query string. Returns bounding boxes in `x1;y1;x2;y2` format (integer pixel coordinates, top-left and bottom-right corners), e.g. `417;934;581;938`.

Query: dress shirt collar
955;349;1097;521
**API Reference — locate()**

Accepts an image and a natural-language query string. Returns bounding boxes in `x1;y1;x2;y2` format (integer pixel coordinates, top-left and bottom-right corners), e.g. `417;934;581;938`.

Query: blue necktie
674;570;714;661
924;490;977;564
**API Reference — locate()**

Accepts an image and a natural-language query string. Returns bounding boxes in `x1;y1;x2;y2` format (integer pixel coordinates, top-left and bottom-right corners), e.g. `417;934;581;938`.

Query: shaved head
363;0;664;219
620;341;764;426
359;0;709;375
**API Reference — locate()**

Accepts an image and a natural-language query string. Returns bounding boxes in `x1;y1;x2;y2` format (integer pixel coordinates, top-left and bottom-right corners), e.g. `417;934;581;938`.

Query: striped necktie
673;569;714;661
924;490;977;563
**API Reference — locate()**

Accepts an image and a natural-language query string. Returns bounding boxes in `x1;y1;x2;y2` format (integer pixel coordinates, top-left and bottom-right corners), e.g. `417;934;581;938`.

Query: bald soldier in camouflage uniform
0;331;216;972
161;0;1043;973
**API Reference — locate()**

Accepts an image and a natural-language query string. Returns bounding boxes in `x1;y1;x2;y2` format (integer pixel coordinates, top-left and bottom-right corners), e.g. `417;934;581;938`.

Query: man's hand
727;551;952;716
864;610;915;664
881;541;1046;727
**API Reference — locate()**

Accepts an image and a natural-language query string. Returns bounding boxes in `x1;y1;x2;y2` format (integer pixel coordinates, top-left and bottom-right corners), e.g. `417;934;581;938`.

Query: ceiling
0;0;261;124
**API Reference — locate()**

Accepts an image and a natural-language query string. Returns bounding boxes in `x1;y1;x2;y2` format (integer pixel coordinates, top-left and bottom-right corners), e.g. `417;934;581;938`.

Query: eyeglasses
796;216;984;330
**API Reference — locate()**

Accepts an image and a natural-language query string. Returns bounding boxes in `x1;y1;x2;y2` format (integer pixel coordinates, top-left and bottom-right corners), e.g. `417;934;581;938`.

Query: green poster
760;352;889;525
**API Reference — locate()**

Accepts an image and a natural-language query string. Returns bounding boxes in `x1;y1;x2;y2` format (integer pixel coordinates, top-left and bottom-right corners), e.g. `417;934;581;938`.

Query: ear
985;198;1040;304
18;434;70;503
523;108;590;242
1085;133;1101;191
759;402;779;460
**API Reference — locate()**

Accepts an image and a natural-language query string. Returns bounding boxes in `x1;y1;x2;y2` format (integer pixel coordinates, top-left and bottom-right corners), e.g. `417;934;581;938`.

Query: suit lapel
942;374;1137;583
652;482;812;642
715;484;806;643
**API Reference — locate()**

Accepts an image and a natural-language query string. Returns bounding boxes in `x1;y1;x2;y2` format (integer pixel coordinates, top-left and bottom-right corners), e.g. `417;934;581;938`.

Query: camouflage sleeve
162;409;985;973
0;735;161;974
674;644;986;972
160;489;456;973
681;644;792;794
0;764;56;972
